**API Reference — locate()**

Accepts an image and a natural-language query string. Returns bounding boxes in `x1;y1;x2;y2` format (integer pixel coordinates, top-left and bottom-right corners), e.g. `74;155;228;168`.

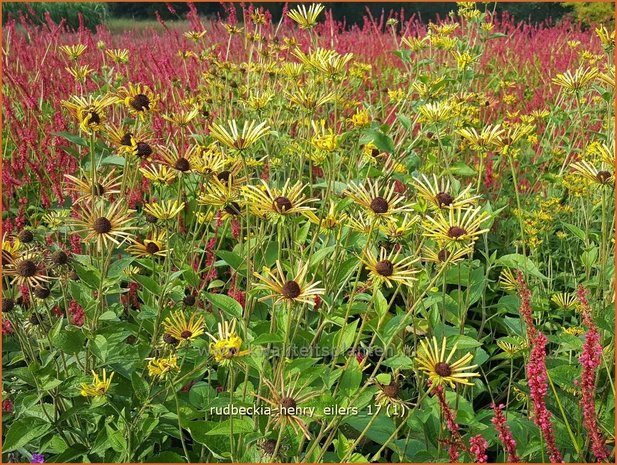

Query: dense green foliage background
3;2;613;31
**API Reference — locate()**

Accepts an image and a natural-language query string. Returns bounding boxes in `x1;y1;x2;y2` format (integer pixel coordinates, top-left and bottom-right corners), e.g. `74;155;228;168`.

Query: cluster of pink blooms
67;300;85;327
469;434;489;463
517;273;563;463
491;404;520;462
576;285;608;462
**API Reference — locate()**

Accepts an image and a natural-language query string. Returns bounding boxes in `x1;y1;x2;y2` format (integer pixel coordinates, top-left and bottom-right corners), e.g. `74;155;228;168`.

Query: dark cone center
145;213;158;224
29;313;44;326
145;242;160;254
175;157;190;172
163;333;179;345
52;250;69;265
280;397;297;410
371;148;380;157
16;259;37;277
281;280;301;299
435;362;452;377
180;330;193;339
447;226;466;239
437;249;450;262
261;439;277;455
273;196;293;213
382;382;400;398
224;202;241;216
596;170;612;184
217;170;231;182
370;196;389;214
435;191;454;207
93;217;113;234
136;142;153;158
375;260;394;277
33;286;50;299
130;93;151;112
183;295;196;306
18;230;34;243
3;298;15;312
92;183;106;196
120;132;133;146
88;111;101;125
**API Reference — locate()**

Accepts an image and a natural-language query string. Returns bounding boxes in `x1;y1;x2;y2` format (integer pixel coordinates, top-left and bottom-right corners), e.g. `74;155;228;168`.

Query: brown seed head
273;196;293;213
370;196;389;214
281;280;301;299
375;260;394;277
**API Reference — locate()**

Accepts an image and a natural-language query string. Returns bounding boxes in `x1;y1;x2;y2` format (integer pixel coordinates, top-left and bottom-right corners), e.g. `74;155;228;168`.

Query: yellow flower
287;3;325;29
59;44;87;60
595;25;615;52
292;47;353;75
422;205;490;249
287;88;334;111
457;124;504;151
63;170;122;205
105;48;129;64
350;108;371;127
253;260;324;306
162;106;200;127
410;174;479;211
184;30;207;42
147;356;179;379
551;293;579;311
117;83;159;118
242;180;317;221
209;120;270;151
139;164;177;185
207;319;248;365
143;200;185;220
552;67;599;92
66;65;94;82
361;247;419;289
345;179;410;219
570;160;613;186
451;50;479;70
126;230;169;258
69;202;136;252
80;369;114;397
61;94;117;134
310;120;339;152
415;337;479;389
162;310;205;345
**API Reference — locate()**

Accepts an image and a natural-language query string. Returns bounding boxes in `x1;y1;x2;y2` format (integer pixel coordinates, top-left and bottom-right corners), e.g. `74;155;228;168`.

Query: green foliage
562;2;615;27
2;2;108;30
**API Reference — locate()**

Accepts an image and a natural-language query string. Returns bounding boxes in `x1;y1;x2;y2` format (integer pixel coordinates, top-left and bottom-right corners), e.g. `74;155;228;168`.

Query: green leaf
133;274;161;295
51;326;85;354
107;257;134;278
496;254;547;280
562;222;586;242
54;131;88;147
205;417;254;435
360;128;395;154
339;359;362;395
204;293;243;319
447;161;476;177
3;417;51;451
217;250;244;271
382;353;413;369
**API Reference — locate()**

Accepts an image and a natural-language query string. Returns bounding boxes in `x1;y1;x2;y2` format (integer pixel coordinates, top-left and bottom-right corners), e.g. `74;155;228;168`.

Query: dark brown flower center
33;286;50;299
93;217;113;234
145;242;160;254
281;280;301;299
16;259;37;277
29;313;44;326
273;196;293;213
375;260;394;277
88;111;101;125
447;226;466;239
596;170;612;184
175;157;191;172
136;142;152;158
435;362;452;377
3;298;15;313
261;439;277;455
145;213;158;224
371;148;380;157
163;333;179;345
180;330;193;339
92;183;106;196
280;396;297;410
51;250;69;265
18;230;34;243
381;382;400;398
130;93;151;112
435;191;453;207
183;294;196;306
370;196;389;214
437;249;449;262
217;170;231;182
120;132;133;146
224;202;241;215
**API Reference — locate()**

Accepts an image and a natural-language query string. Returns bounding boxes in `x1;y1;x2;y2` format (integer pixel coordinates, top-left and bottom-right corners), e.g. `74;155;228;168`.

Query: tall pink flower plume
518;273;562;463
576;285;609;462
491;403;520;462
469;434;489;463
